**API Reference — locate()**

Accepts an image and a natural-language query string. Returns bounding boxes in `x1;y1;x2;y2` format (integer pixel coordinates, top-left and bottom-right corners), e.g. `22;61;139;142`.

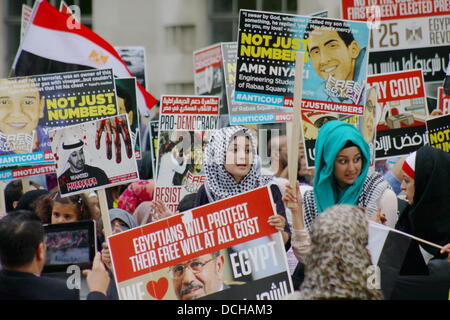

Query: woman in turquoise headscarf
302;120;396;231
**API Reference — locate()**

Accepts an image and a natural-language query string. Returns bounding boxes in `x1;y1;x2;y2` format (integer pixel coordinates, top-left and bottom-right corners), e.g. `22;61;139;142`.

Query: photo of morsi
49;114;139;197
108;186;293;300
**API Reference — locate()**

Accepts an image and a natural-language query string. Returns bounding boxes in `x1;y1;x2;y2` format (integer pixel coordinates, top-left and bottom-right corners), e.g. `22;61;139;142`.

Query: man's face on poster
0;78;44;136
363;88;377;143
68;148;85;171
171;253;224;300
308;29;360;81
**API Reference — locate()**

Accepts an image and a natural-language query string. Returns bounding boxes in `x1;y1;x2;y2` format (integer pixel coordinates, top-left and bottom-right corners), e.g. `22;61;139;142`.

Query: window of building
165;82;195;95
209;0;298;43
165;25;196;54
4;0;92;76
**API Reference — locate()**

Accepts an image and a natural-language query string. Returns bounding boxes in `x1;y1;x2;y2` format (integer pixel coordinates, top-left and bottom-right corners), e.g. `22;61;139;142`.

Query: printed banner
437;87;450;115
0;69;118;167
108;186;293;300
234;10;370;116
426;114;450;153
367;69;429;159
0;163;56;181
154;96;220;212
341;0;450;85
115;78;142;159
222;42;292;124
49;114;139;197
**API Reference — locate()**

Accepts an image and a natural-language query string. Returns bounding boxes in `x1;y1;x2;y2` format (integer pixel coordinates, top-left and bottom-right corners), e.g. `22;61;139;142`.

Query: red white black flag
11;0;157;115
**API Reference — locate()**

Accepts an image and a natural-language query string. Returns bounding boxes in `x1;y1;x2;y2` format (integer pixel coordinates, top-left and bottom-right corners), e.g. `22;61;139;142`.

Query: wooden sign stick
22;177;31;193
97;188;112;238
287;51;304;209
0;181;6;215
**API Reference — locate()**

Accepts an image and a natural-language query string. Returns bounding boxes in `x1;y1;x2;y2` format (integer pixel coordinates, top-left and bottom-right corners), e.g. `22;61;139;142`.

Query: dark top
0;270;107;300
195;184;291;251
58;164;109;194
395;146;450;275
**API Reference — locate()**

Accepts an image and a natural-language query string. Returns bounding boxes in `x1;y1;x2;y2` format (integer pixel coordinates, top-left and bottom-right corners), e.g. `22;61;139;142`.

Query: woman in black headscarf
392;145;450;299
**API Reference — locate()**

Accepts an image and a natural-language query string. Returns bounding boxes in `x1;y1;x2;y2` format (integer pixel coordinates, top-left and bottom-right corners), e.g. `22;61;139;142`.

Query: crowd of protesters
1;119;450;300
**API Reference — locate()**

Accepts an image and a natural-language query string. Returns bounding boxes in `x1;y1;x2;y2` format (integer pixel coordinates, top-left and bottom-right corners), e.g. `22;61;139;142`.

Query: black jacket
0;270;106;300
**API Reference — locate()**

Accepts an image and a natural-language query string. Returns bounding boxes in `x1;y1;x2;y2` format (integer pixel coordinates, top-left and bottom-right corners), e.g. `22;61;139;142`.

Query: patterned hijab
314;120;370;213
204;126;272;202
117;180;154;214
296;205;383;300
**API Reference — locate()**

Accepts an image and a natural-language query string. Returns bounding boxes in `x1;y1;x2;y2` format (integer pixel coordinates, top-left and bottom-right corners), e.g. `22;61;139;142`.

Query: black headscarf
396;145;450;257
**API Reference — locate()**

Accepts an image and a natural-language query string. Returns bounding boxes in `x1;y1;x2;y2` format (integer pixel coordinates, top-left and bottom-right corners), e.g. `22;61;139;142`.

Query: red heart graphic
146;277;168;300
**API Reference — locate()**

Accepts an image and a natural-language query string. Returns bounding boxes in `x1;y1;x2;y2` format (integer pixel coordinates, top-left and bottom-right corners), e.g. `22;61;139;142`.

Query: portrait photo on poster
49;113;139;196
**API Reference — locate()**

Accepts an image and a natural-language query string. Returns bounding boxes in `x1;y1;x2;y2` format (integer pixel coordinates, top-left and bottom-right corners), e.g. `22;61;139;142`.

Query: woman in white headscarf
194;126;291;247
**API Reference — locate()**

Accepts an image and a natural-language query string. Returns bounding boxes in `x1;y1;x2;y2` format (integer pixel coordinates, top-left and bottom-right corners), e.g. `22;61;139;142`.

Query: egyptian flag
11;0;157;115
367;221;411;299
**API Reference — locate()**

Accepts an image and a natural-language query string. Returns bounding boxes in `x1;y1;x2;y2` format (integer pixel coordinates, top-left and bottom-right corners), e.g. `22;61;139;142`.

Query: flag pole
287;51;304;209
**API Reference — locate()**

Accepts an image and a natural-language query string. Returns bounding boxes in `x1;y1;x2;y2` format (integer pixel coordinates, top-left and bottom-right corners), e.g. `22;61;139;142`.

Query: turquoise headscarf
313;120;370;213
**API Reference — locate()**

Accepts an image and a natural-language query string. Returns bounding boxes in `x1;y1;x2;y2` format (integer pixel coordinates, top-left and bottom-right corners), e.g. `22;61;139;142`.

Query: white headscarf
204;126;273;202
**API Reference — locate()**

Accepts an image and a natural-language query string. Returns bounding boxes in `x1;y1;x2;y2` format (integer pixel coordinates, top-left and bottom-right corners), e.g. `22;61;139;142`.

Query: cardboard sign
234;10;370;117
342;0;450;85
367;69;428;159
108;186;293;300
49;114;138;196
222;42;291;124
154;96;220;212
194;44;228;117
426;114;450;153
0;69;118;167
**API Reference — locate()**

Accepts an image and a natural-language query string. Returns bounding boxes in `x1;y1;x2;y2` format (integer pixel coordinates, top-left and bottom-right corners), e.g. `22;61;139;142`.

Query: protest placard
222;42;292;125
426;114;450;153
115;78;142;159
301;111;360;167
367;69;429;159
437;87;450;115
341;0;450;93
49;114;139;197
154;96;220;212
149;120;159;176
115;46;148;90
194;44;229;128
0;164;56;182
0;68;118;167
108;186;293;300
234;10;370;117
20;4;32;43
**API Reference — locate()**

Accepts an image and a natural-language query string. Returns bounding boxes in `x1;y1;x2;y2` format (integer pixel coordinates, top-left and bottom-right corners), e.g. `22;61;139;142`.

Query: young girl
35;192;97;225
195;126;291;247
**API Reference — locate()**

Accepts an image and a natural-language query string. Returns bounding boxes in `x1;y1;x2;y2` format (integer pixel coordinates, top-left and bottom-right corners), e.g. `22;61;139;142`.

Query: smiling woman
302;120;397;231
194;126;291;248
